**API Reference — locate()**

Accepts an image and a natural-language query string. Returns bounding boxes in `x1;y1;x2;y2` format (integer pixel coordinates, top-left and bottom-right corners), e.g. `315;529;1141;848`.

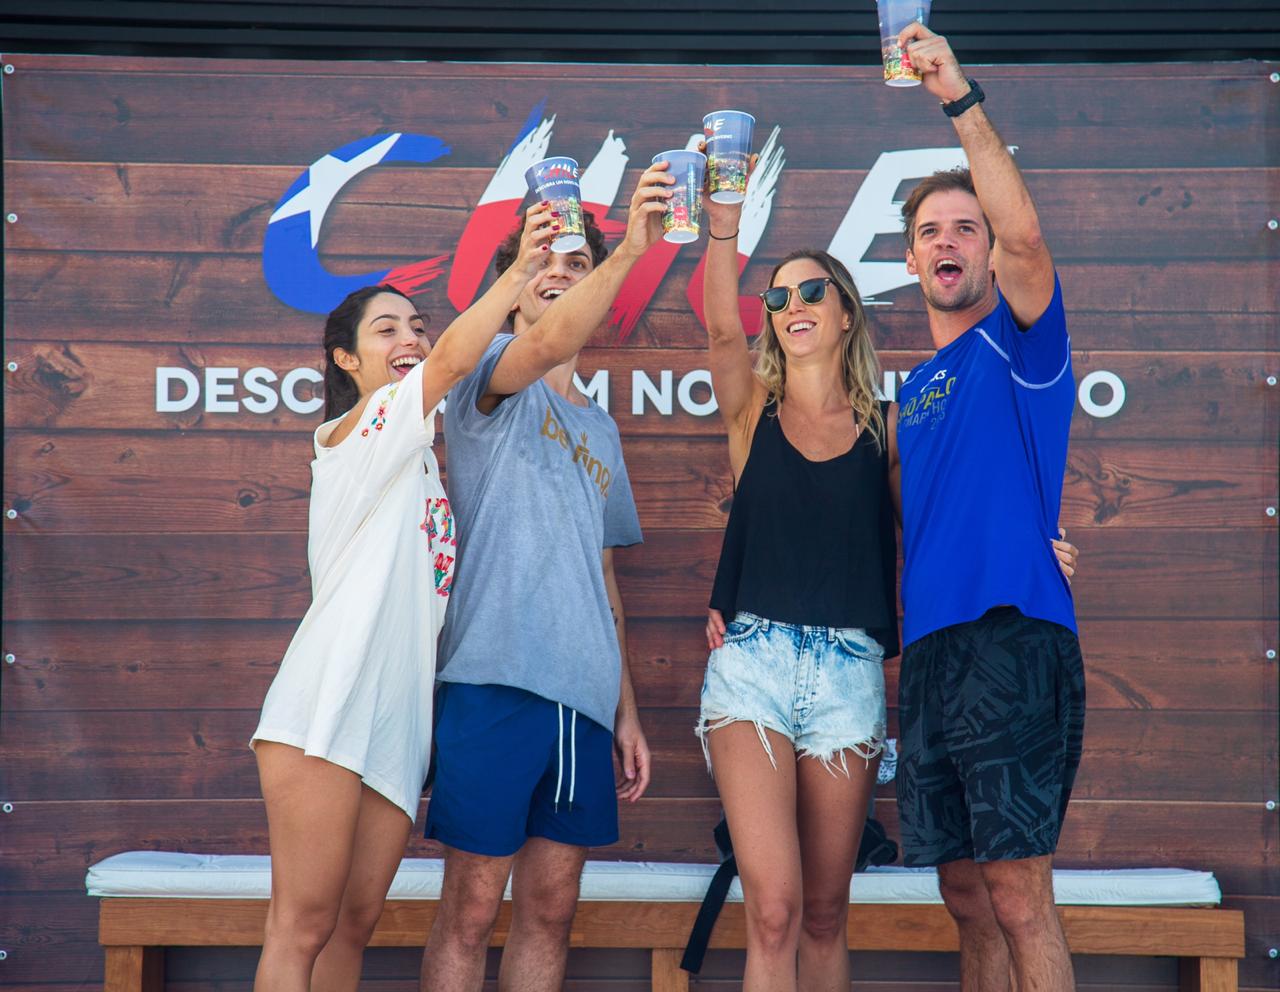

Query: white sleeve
336;361;434;491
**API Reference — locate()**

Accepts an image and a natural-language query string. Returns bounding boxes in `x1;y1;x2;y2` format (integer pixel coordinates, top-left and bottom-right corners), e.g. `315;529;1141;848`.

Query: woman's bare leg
795;751;879;992
253;741;363;991
311;784;413;991
709;723;802;992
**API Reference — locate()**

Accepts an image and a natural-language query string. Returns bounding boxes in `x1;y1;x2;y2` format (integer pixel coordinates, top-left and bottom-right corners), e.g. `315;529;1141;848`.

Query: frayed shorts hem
695;713;884;776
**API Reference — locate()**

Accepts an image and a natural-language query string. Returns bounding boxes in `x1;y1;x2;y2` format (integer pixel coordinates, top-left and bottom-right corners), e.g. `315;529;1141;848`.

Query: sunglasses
759;277;836;314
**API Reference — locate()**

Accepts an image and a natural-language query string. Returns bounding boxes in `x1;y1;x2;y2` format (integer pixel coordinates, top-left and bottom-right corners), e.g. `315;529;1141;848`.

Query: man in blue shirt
891;23;1085;992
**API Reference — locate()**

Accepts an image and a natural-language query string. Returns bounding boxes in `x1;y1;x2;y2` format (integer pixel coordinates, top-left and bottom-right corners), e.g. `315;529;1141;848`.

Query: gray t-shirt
437;334;643;730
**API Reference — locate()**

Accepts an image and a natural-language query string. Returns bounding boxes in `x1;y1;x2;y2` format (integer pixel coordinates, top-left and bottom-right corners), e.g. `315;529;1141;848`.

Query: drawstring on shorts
554;702;578;811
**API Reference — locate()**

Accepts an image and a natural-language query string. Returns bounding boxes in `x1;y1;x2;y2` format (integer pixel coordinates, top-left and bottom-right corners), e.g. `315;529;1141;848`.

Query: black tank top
709;399;899;657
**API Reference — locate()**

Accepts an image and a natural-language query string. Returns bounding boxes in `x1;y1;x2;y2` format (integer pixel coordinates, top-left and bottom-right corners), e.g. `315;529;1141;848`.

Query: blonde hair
753;249;885;449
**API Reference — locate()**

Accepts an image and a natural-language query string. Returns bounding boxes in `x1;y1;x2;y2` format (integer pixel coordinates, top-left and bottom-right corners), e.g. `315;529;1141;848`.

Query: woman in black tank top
694;159;900;991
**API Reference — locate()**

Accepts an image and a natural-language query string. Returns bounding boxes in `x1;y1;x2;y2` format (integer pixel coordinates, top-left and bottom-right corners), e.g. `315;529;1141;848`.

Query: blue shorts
424;682;619;857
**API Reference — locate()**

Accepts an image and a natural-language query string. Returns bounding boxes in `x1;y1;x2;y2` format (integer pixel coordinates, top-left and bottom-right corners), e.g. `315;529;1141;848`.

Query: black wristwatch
942;78;985;118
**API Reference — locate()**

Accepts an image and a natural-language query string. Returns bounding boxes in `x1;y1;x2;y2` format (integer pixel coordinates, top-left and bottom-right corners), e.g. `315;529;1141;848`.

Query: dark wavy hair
493;210;609;327
322;284;417;421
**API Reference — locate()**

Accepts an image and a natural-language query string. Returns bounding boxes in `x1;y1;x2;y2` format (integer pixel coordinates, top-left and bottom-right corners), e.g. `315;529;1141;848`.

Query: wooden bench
94;858;1245;992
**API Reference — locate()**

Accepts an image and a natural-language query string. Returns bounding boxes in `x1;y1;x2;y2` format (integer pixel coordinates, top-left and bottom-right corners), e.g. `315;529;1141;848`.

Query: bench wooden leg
1179;956;1238;992
104;946;163;992
651;948;689;992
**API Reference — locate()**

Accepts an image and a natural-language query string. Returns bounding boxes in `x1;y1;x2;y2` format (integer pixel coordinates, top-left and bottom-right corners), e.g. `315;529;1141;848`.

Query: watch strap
942;78;985;118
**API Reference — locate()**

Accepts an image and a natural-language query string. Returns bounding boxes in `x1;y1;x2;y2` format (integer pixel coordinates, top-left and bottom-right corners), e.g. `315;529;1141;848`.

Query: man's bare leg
937;859;1012;992
420;846;514;992
498;837;588;992
981;855;1073;992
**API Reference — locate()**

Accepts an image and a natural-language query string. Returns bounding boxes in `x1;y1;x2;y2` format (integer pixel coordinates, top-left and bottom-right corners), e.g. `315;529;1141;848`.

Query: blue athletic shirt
896;275;1076;647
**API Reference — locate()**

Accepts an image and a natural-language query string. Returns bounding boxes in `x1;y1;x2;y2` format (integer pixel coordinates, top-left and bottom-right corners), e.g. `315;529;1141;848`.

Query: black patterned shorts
897;606;1085;866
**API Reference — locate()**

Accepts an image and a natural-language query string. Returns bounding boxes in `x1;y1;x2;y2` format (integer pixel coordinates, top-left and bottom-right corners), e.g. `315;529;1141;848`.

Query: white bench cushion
85;852;1221;907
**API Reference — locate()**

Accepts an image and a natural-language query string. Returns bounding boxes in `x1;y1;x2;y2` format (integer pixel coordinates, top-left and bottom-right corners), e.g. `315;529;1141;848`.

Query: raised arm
900;23;1055;329
418;202;556;414
479;165;674;403
700;156;765;449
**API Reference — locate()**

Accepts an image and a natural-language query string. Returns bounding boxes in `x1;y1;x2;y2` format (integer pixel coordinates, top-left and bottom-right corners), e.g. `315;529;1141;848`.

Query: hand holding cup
651;149;707;243
702;110;755;204
697;140;759;240
524;156;587;253
897;22;971;103
508;201;559;279
621;163;677;257
877;0;931;86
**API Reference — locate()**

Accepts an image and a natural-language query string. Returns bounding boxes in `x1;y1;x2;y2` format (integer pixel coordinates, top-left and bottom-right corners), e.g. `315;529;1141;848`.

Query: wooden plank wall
2;56;1277;990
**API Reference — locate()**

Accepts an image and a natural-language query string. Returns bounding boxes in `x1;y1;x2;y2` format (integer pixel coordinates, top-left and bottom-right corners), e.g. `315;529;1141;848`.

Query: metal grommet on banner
5;362;16;372
1268;219;1279;231
1267;649;1278;661
0;803;12;814
4;509;17;520
1267;507;1277;518
5;213;16;224
3;654;14;665
2;62;11;74
1267;375;1278;387
1268;800;1278;811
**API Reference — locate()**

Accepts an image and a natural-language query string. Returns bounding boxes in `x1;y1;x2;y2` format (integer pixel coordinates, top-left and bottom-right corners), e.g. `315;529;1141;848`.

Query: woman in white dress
250;204;556;991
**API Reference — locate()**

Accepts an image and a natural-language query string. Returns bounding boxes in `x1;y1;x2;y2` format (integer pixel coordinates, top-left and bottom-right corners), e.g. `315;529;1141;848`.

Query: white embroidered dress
252;360;455;820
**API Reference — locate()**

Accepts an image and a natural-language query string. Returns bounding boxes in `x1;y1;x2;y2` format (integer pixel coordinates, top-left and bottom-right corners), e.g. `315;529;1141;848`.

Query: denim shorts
696;611;887;773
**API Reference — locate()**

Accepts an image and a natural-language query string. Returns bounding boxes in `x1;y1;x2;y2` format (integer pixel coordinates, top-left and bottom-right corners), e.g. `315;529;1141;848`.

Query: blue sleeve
603;451;643;549
446;333;517;434
1002;275;1070;388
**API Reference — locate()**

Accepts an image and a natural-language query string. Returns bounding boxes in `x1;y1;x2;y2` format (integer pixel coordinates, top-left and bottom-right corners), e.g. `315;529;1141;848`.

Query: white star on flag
269;133;401;248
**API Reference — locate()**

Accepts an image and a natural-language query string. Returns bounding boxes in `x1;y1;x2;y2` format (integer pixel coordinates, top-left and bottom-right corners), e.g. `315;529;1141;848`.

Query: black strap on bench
680;815;898;974
679;817;737;974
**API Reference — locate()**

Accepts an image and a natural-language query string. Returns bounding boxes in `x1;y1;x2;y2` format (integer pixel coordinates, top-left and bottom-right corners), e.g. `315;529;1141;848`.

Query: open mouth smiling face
932;256;965;288
389;353;423;379
350;291;428;391
517;247;594;324
767;258;846;353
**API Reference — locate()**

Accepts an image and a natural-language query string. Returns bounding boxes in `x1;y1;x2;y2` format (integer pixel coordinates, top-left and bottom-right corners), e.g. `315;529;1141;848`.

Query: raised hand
898;22;971;104
623;161;677;256
503;200;556;280
697;141;759;239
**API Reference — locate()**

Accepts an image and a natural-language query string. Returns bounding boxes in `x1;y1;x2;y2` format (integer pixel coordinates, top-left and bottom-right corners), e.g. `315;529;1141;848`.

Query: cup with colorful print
651;149;707;243
524;156;587;253
702;110;755;204
877;0;931;86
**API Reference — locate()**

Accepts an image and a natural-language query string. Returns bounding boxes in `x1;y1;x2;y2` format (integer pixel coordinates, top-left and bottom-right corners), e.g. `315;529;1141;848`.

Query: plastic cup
524;156;587;253
702;110;755;204
876;0;932;87
652;150;706;244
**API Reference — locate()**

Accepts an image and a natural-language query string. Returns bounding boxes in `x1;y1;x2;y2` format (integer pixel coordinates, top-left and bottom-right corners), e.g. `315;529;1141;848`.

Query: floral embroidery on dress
420;497;457;597
360;384;399;438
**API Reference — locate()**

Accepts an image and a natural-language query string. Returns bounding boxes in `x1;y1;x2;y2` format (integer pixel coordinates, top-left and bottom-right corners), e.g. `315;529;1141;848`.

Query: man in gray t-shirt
437;330;642;731
422;164;675;992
